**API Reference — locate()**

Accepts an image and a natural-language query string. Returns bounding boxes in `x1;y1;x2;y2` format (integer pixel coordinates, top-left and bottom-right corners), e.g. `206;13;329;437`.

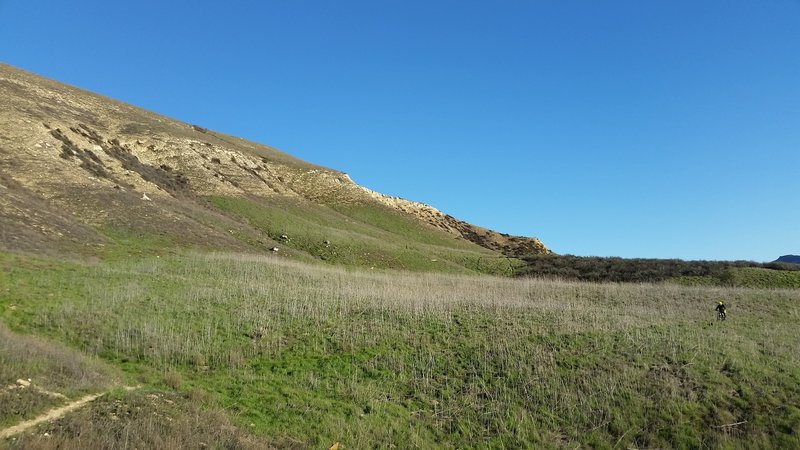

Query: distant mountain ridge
775;255;800;264
0;63;550;267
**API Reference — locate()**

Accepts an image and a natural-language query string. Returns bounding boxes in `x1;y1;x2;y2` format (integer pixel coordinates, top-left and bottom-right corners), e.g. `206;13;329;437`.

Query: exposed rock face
356;185;550;257
0;63;550;257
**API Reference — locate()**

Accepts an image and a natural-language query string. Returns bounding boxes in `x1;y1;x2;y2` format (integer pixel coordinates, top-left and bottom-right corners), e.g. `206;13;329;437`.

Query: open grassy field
1;250;799;448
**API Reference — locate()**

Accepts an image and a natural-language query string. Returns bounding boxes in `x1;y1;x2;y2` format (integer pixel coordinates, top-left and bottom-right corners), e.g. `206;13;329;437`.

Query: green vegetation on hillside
2;250;799;448
721;267;800;288
208;196;519;275
521;254;800;287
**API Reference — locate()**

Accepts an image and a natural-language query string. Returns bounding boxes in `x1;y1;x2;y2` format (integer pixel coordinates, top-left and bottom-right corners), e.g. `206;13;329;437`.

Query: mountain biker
715;300;726;319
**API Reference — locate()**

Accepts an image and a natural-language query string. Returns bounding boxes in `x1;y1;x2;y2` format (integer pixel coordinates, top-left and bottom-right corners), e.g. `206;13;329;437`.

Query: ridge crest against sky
1;0;797;261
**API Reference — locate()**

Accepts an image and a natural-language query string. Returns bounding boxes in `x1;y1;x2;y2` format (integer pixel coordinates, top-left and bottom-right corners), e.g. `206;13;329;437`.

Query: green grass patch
94;226;180;261
721;267;800;289
2;251;799;447
208;195;513;275
675;267;800;289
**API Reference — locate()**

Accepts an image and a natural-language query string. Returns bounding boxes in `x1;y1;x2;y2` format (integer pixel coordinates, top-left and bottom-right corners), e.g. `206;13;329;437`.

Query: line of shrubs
517;254;800;283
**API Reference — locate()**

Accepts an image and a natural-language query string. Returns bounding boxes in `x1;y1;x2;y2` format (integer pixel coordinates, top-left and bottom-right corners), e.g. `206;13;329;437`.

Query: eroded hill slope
0;63;549;268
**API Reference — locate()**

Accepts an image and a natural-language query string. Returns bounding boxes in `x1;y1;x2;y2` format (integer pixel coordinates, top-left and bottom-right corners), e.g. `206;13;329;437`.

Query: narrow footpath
0;386;138;440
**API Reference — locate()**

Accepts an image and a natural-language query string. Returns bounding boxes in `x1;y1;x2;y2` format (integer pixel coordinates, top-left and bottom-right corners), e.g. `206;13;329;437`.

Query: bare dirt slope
0;63;550;259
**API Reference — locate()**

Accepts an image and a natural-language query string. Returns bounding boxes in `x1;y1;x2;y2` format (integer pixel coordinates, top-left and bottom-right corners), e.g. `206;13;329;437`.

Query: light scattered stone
141;193;151;201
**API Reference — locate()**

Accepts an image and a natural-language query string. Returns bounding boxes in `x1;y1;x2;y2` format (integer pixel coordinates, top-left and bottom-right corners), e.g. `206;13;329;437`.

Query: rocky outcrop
356;185;551;257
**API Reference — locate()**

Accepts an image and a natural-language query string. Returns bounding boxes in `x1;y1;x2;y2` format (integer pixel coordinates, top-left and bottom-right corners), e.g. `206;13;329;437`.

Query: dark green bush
516;255;797;283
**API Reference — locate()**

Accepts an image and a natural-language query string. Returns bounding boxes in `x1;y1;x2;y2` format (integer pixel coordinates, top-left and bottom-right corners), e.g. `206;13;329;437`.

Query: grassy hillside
677;267;800;289
2;250;799;448
208;196;519;275
723;267;800;288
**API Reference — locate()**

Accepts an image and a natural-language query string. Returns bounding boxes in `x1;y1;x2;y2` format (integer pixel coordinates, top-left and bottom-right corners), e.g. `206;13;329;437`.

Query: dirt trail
0;386;137;440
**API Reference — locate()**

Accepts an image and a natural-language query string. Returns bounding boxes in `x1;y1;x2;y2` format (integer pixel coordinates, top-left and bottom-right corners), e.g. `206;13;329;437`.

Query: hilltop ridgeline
0;63;550;265
775;255;800;264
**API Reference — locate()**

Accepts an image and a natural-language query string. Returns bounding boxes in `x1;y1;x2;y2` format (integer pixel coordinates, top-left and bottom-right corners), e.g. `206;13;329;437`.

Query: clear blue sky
1;0;798;261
